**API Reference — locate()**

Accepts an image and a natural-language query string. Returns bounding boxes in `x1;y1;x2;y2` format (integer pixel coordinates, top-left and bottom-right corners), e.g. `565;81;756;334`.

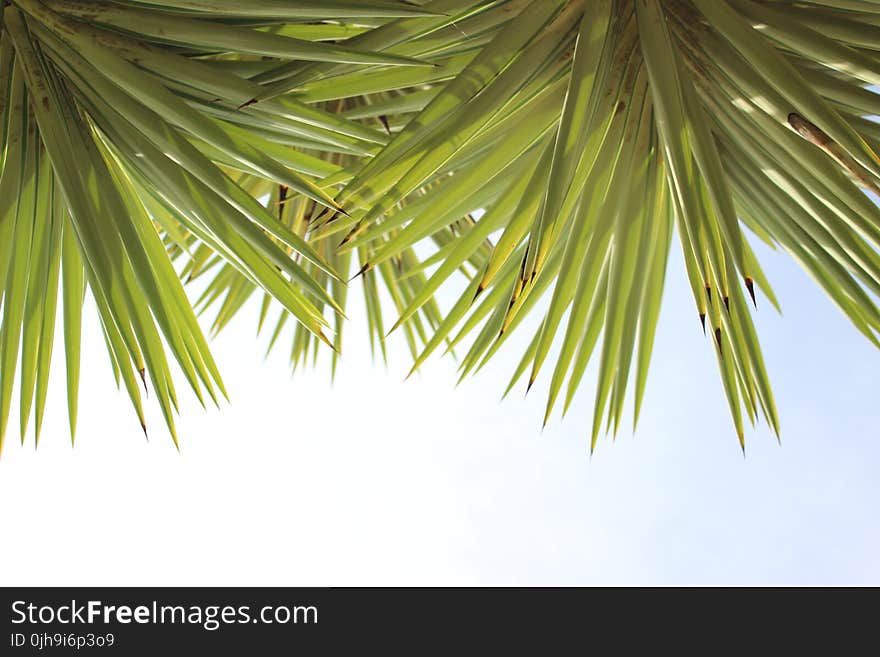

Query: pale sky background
0;230;877;585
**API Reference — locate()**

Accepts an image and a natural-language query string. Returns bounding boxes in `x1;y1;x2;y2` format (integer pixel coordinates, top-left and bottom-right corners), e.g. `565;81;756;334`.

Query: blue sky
0;222;877;585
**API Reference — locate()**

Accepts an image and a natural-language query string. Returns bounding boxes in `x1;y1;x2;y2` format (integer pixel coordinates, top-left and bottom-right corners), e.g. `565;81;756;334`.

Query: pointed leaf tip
339;230;356;248
350;262;371;282
745;277;757;309
700;313;706;334
138;368;148;397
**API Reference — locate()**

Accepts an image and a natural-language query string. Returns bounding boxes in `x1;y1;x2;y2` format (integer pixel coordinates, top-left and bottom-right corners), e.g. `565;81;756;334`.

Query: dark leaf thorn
350;262;371;282
745;277;757;308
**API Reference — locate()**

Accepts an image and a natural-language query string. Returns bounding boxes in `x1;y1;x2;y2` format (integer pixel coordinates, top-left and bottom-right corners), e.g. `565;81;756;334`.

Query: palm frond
306;0;880;450
2;0;879;453
0;0;434;448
